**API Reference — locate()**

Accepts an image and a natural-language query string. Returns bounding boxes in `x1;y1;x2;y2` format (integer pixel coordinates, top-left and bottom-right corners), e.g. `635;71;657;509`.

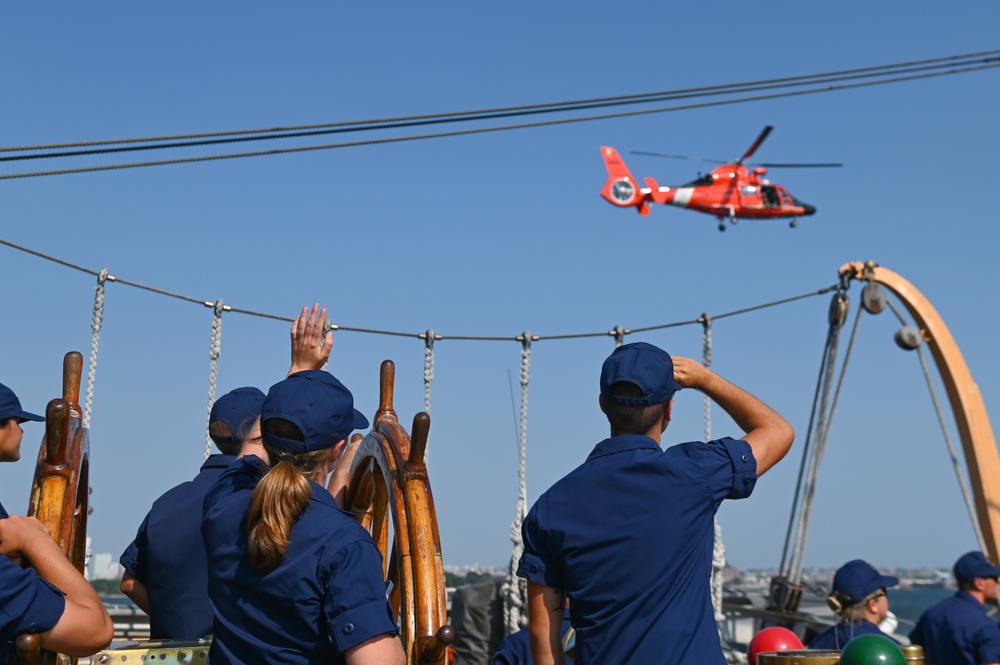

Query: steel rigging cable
1;50;997;180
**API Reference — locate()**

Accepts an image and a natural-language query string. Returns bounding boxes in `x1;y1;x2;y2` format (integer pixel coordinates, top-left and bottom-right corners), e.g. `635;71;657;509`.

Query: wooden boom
840;261;1000;561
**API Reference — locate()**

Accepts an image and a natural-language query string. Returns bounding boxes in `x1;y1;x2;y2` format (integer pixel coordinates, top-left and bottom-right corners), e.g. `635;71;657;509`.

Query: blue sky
1;3;999;572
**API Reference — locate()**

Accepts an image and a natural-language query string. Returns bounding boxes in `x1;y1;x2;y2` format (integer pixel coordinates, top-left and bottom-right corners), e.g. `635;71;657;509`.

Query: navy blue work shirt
809;620;899;650
0;501;66;659
119;453;235;639
490;613;574;665
517;435;757;665
202;456;397;665
910;591;1000;665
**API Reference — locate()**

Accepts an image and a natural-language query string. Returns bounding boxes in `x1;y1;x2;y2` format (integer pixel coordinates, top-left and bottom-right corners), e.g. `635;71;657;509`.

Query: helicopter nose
792;198;816;215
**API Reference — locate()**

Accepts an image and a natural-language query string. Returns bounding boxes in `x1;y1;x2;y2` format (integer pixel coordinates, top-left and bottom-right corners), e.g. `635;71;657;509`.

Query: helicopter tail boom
599;146;653;215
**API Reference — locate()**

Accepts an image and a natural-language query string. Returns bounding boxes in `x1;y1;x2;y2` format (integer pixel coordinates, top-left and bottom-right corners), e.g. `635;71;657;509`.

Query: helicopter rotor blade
737;125;774;165
752;162;844;168
630;151;727;165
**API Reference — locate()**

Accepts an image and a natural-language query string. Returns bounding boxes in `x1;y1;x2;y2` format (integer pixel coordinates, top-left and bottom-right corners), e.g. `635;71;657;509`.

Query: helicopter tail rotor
599;146;655;215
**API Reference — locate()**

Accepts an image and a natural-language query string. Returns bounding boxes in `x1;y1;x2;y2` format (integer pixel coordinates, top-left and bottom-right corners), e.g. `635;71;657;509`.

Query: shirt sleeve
709;437;757;501
975;620;1000;663
323;539;398;655
516;505;563;590
0;556;66;646
119;512;150;581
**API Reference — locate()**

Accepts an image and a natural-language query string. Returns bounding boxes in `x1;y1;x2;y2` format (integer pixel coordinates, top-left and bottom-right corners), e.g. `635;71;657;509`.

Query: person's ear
328;439;347;468
599;394;607;414
661;400;673;431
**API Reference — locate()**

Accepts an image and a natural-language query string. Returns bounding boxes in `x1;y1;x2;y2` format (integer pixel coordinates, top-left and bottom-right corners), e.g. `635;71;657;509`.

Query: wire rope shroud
839;261;1000;562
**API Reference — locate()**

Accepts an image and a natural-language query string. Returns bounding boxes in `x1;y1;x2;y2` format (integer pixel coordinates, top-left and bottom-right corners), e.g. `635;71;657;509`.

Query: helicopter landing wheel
790;219;798;228
718;222;726;232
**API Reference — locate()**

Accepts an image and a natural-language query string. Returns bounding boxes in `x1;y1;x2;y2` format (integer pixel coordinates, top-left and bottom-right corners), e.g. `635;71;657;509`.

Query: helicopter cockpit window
741;185;758;196
761;186;780;206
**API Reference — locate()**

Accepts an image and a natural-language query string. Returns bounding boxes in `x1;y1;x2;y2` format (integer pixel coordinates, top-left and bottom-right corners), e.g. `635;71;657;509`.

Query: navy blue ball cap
209;386;266;444
832;559;899;604
953;551;1000;584
0;382;44;423
261;370;369;453
600;342;680;406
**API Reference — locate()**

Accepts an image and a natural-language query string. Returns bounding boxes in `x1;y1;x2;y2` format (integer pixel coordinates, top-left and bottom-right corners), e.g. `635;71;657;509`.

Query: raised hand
288;304;334;377
671;356;708;390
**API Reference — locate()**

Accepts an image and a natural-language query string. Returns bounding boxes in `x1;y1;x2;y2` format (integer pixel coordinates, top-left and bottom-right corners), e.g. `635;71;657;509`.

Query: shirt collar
223;455;340;509
202;453;236;471
956;590;989;609
587;434;660;460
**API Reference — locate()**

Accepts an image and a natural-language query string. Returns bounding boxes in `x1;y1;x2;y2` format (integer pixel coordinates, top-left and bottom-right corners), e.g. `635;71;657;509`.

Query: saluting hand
672;356;710;391
288;303;334;376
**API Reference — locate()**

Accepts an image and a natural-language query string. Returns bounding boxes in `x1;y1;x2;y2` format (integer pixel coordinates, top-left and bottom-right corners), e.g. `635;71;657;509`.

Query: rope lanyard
701;313;713;442
423;329;435;416
502;331;534;635
204;299;225;460
84;268;111;429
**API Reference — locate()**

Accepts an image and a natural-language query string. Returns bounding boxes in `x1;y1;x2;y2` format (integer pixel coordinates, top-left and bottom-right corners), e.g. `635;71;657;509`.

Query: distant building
91;552;123;580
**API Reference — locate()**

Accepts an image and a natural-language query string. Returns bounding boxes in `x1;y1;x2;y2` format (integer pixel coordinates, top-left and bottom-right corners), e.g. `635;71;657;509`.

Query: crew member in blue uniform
0;382;113;658
809;559;900;650
910;550;1000;665
490;611;574;665
517;342;794;665
119;386;265;639
202;304;404;665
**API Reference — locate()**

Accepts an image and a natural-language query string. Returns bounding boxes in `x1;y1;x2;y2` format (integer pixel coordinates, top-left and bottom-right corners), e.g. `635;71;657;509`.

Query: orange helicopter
599;126;841;231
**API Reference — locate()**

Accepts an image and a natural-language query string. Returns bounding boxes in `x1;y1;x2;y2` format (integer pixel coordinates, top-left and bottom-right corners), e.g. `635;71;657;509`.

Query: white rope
701;313;727;627
502;331;532;635
701;313;712;441
205;299;224;460
712;519;726;624
84;268;110;428
423;329;435;415
423;329;434;463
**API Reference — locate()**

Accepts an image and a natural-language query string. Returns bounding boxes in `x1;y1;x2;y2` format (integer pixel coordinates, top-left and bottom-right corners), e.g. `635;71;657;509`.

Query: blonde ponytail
246;420;333;574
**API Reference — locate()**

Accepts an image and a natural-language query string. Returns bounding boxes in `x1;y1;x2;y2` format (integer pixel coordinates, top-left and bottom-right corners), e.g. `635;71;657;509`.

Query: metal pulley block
895;325;923;350
861;282;888;314
828;292;850;326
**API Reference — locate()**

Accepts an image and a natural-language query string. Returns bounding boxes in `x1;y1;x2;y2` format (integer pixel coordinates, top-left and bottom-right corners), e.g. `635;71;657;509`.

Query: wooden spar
840;261;1000;561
